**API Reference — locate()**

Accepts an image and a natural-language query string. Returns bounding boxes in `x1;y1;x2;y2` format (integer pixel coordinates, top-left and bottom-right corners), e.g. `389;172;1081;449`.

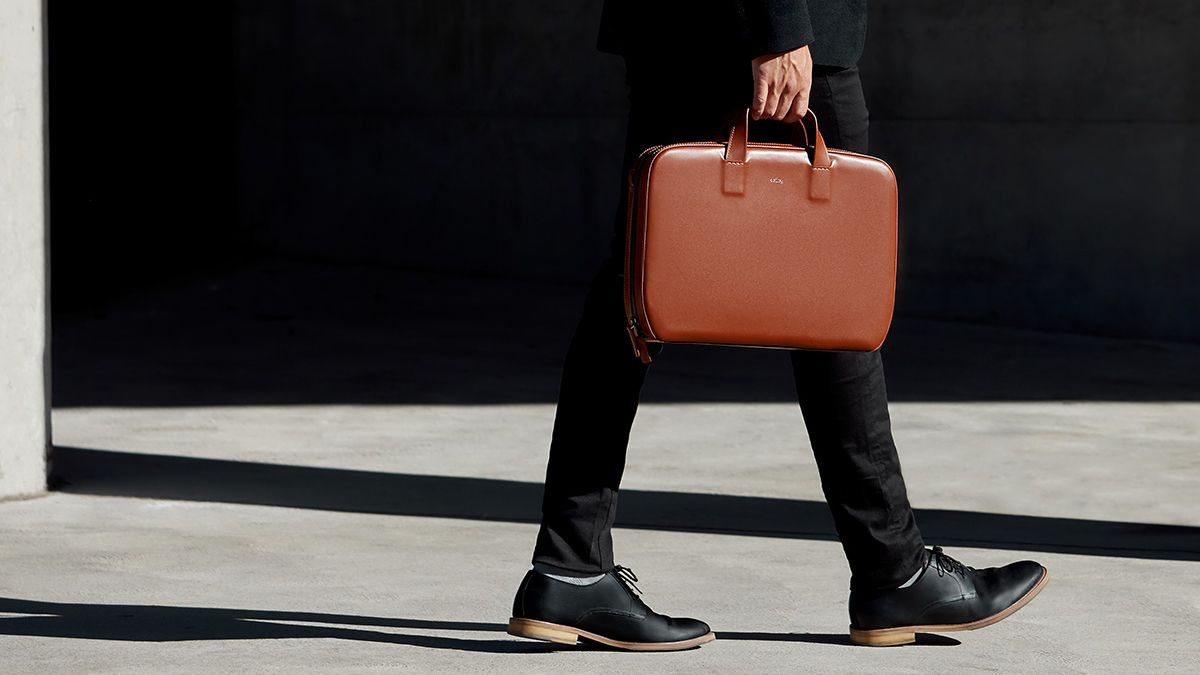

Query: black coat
597;0;867;67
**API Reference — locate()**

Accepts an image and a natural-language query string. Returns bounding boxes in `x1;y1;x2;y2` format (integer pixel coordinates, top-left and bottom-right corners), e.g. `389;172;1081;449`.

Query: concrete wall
236;1;626;282
862;1;1200;340
0;0;49;498
47;2;238;310
229;2;1195;342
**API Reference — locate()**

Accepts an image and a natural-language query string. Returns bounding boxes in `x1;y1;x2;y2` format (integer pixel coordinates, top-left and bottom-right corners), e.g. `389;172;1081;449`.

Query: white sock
896;549;930;589
531;563;605;586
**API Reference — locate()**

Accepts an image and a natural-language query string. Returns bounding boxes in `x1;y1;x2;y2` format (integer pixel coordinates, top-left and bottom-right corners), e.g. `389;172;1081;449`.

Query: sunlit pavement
4;260;1197;673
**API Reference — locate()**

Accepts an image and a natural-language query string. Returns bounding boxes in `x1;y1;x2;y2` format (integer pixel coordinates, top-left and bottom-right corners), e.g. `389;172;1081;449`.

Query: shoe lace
613;565;643;596
928;545;972;578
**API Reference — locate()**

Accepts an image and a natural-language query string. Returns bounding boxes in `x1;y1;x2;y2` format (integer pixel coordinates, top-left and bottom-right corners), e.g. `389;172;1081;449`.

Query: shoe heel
507;618;580;646
850;627;916;647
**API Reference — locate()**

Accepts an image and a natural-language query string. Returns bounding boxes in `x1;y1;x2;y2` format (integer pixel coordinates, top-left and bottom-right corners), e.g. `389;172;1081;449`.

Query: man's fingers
760;90;783;122
782;90;809;124
774;74;804;118
769;83;794;121
758;79;782;121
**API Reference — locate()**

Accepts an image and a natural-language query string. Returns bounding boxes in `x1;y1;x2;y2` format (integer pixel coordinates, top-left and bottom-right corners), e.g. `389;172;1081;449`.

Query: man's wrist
753;43;811;65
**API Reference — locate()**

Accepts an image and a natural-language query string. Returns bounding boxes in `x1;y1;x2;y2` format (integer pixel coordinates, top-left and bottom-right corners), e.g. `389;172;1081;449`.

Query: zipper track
625;142;724;342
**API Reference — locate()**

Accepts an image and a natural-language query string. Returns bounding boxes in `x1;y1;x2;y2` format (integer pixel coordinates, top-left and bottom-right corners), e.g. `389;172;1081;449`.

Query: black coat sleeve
742;0;814;57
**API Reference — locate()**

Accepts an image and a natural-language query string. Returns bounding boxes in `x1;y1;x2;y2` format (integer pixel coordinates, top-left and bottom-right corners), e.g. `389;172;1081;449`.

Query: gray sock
532;563;605;586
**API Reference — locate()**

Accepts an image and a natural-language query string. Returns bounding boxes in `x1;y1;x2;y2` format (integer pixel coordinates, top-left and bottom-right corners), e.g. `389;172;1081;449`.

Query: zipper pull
626;324;653;365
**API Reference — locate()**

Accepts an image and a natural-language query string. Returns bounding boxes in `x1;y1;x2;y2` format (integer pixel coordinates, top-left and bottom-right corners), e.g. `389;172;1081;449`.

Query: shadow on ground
51;446;1200;562
51;259;1200;407
0;598;535;653
0;597;953;650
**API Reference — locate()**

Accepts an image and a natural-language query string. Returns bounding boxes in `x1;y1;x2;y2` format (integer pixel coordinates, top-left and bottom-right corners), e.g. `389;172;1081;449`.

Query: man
507;0;1048;650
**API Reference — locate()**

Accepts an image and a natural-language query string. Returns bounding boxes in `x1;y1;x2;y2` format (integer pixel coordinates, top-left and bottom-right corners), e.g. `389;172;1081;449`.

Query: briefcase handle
723;108;832;200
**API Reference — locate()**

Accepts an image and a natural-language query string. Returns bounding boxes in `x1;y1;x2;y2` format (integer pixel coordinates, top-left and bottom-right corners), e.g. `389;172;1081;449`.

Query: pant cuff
530;557;609;578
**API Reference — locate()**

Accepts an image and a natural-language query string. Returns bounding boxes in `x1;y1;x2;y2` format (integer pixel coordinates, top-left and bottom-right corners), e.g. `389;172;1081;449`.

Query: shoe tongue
620;582;654;615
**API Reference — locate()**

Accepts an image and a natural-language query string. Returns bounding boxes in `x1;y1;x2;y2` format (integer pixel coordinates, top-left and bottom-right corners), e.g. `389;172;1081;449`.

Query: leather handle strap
723;108;833;200
722;110;749;194
789;117;811;148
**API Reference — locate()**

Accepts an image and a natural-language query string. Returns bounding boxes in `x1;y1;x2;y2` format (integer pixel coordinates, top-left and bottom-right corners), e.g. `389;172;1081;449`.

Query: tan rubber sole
849;567;1050;646
507;617;716;651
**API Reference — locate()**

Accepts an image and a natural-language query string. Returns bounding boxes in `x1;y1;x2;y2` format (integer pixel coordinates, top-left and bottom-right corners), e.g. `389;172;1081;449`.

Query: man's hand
751;45;813;123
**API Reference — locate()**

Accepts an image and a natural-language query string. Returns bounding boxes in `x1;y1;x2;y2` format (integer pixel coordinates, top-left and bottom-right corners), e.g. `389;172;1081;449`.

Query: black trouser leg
532;258;658;576
530;54;724;576
791;348;926;590
789;66;927;591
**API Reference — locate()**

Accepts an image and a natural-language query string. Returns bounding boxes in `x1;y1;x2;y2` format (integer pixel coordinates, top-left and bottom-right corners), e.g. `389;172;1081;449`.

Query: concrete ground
4;259;1199;673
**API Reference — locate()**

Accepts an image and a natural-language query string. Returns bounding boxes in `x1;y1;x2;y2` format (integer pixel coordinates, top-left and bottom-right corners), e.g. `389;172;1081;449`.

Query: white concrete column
0;0;49;498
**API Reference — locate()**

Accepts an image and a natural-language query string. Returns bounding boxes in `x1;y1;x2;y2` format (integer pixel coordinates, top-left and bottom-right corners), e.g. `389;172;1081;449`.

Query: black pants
532;56;926;592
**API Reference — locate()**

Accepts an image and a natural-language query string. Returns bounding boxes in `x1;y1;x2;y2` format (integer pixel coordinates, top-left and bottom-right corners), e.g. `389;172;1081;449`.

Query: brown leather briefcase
623;109;897;364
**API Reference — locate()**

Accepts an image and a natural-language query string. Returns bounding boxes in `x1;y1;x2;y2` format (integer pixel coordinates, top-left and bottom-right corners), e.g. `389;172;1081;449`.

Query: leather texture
511;569;711;644
623;109;897;363
848;547;1047;630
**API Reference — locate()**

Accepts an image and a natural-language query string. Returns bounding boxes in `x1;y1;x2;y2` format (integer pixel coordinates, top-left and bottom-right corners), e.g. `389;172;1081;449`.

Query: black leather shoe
848;546;1048;646
507;565;715;651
